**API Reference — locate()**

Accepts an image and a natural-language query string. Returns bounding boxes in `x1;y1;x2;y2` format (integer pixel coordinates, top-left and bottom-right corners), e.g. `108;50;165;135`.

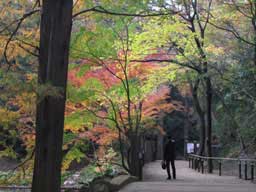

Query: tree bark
205;76;213;173
32;1;73;192
129;133;142;178
191;79;206;156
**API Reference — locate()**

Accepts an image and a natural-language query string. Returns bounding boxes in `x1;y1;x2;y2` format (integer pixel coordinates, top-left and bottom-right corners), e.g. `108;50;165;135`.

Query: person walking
164;136;176;180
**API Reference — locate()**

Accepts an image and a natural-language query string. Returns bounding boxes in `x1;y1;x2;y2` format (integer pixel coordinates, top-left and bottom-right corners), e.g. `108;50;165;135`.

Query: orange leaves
142;85;183;119
68;57;159;89
80;126;118;146
68;68;84;87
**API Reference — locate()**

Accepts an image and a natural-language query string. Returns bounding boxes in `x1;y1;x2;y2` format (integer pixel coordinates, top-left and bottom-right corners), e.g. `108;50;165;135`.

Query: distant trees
132;0;215;172
209;0;256;156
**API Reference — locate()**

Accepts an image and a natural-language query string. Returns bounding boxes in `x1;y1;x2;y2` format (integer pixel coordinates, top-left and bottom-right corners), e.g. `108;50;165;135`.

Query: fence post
198;158;201;172
218;160;222;176
239;161;242;179
245;161;248;180
251;162;254;181
201;159;204;174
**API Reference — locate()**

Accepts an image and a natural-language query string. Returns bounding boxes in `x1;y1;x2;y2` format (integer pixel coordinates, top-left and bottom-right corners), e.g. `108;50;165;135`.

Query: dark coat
164;139;176;161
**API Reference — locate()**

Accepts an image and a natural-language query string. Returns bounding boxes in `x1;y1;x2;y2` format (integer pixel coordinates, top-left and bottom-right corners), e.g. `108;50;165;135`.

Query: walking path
119;160;255;192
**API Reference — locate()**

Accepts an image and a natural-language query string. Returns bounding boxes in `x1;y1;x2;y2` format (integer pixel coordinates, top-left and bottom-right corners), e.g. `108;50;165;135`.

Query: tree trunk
188;76;206;156
32;1;73;192
205;77;213;173
191;79;206;156
129;133;142;179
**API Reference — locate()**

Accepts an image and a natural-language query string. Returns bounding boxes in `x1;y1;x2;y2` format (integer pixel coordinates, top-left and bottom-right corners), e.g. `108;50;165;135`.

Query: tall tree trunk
32;1;73;192
253;3;256;67
205;77;213;173
191;79;206;156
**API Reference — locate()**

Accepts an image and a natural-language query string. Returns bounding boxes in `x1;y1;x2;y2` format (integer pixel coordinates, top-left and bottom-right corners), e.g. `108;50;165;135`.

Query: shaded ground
0;158;18;171
119;160;255;192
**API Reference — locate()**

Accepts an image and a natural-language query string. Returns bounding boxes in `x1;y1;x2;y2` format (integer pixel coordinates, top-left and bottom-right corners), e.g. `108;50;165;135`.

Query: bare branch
203;0;213;31
2;9;40;68
73;6;177;19
208;21;256;46
17;43;39;57
130;58;202;73
13;148;35;171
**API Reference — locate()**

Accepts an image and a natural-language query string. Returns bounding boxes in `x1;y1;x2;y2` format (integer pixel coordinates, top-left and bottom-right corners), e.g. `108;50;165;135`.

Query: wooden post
245;161;248;180
251;163;254;181
195;158;198;170
198;158;201;172
138;151;143;181
218;161;222;176
201;159;204;174
239;161;242;179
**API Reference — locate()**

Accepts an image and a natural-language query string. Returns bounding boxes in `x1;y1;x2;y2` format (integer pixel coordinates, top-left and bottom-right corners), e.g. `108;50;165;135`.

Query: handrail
0;185;82;190
188;154;256;162
188;153;255;180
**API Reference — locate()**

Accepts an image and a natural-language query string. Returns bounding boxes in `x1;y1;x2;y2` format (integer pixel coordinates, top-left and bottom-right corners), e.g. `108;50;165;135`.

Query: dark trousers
166;159;176;179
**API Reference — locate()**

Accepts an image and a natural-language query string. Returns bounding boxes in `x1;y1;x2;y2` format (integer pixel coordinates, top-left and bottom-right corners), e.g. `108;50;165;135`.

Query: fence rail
0;185;83;192
187;154;256;181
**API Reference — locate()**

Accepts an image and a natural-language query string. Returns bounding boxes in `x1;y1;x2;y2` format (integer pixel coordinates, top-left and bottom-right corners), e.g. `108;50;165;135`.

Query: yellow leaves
25;73;36;81
15;92;36;116
21;27;40;42
0;146;17;159
73;0;86;15
205;45;225;56
0;0;39;68
0;108;19;127
62;147;86;171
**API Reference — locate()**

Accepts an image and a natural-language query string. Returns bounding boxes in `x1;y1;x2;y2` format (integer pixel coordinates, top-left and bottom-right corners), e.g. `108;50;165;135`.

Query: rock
89;178;112;192
110;175;138;191
79;186;90;192
64;172;81;186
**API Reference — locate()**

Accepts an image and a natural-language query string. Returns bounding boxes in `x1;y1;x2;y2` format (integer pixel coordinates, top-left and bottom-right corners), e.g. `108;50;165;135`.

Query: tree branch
2;9;40;68
130;59;201;73
73;6;177;19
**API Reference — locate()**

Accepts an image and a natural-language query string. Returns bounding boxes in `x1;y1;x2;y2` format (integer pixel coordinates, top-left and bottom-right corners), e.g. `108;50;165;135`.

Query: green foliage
107;78;141;102
71;27;117;59
67;78;104;103
79;164;103;185
62;147;86;170
65;110;96;132
141;65;179;95
0;167;33;186
77;65;91;77
78;148;121;185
